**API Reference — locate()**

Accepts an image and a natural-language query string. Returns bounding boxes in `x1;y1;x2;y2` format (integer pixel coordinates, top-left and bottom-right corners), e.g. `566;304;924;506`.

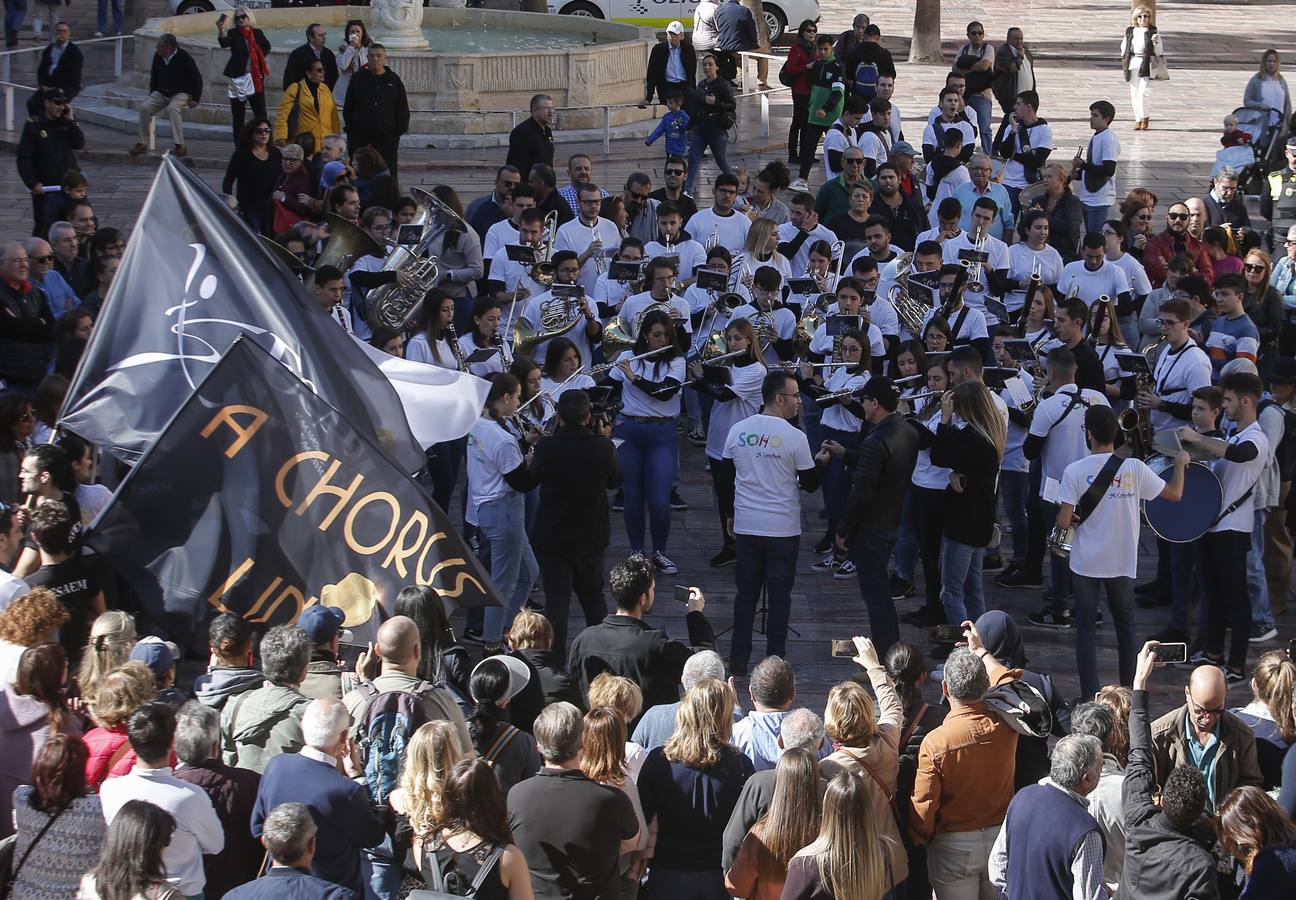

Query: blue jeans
999;470;1030;564
940;537;985;624
362;834;401;900
802;400;825;469
683;384;704;430
1073;573;1136;699
1082;203;1110;237
852;529;900;655
96;0;122;34
1117;314;1140;353
730;533;799;670
478;492;538;642
966;93;994;154
686;129;731;195
615;417;675;554
1039;498;1072;609
1249;508;1274;631
893;488;917;581
3;0;26;38
822;427;861;539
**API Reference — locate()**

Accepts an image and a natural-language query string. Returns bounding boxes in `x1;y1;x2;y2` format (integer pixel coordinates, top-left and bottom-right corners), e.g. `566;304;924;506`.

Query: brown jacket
1149;704;1263;805
819;664;909;885
908;658;1019;844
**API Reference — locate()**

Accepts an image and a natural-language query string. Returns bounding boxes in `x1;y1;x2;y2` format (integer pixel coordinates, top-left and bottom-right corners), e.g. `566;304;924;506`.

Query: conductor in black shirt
506;93;556;180
532;390;621;659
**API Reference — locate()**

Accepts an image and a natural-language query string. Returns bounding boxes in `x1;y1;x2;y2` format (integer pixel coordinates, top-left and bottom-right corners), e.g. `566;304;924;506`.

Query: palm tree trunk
909;0;944;65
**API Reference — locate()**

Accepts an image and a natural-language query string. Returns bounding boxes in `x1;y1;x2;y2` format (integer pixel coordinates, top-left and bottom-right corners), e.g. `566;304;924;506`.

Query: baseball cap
129;636;178;678
43;87;70;103
297;605;346;644
1286;135;1296;152
666;21;684;35
470;654;532;705
859;376;901;410
889;141;917;158
321;160;348;189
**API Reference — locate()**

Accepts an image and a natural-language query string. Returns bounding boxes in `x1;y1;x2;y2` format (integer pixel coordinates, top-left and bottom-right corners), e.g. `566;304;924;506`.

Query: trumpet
590;344;673;377
961;229;989;293
704;225;720;252
531;210;560;286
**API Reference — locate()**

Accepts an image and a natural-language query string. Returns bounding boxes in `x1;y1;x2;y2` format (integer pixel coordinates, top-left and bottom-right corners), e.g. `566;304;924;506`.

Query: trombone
531;210;560;287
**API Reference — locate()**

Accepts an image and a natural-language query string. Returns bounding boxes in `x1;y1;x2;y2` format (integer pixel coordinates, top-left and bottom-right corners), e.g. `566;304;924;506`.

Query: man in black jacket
16;88;83;238
841;24;896;98
834;377;919;654
0;243;58;394
1122;643;1220;900
644;22;695;107
568;554;714;710
506;94;556;181
131;34;203;159
282;23;337;91
342;45;409;176
531;390;620;657
31;22;82;115
712;0;758;86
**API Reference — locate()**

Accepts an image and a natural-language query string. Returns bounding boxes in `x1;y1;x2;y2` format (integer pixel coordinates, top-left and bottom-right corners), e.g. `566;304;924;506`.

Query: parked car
546;0;820;44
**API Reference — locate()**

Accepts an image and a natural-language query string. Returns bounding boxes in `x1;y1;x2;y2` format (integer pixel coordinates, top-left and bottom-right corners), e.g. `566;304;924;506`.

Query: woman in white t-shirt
467;374;540;651
1119;6;1165;130
735;219;793;295
406;290;465;371
55;433;111;529
608;309;687;575
457;296;510;380
1090;298;1132;407
689;318;767;568
902;359;953;627
540;337;596;408
810;330;871;578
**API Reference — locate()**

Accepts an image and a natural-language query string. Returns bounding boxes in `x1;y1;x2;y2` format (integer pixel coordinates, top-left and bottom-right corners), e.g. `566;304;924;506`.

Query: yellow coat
275;79;341;147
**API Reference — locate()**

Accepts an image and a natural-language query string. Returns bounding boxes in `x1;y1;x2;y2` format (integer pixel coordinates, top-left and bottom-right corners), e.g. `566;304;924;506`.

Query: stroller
1216;104;1289;196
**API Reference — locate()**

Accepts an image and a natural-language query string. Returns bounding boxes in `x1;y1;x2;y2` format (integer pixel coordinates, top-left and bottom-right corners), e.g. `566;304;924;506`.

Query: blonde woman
782;770;896;900
587;673;648;780
817;637;908;888
76;610;136;701
82;662;159;787
392;720;466;858
637;679;754;900
736;218;792;292
1243;50;1291;148
928;381;1007;624
1119;6;1165;130
579;708;650;898
725;748;822;900
1231;650;1296;789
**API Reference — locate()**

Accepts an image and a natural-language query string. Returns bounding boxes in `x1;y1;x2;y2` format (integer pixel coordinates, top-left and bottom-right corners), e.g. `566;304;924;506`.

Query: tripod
715;584;801;640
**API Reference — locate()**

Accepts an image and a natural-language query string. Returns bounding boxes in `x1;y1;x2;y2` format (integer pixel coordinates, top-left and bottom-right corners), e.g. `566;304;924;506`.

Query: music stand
713;584;801;640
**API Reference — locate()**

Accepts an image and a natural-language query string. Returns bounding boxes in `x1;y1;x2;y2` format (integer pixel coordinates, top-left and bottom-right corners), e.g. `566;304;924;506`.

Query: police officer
16;88;84;238
1262;136;1296;253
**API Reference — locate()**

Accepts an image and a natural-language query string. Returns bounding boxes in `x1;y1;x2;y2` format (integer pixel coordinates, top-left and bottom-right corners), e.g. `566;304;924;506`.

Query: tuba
369;189;469;329
307;213;386;291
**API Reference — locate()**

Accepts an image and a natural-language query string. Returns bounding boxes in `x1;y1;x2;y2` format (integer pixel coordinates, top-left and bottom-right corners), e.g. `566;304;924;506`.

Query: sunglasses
844;158;865;165
29;254;54;263
665;169;684;177
1167;212;1189;221
628;191;650;202
1244;263;1265;272
254;127;272;133
235;14;248;20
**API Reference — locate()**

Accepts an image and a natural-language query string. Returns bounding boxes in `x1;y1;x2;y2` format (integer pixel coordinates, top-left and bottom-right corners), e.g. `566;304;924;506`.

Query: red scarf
240;25;269;94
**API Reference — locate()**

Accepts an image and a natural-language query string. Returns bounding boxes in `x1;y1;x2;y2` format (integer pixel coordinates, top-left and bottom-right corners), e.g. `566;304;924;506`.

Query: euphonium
369;188;468;329
530;210;560;287
514;292;586;354
308;212;386;291
600;318;637;357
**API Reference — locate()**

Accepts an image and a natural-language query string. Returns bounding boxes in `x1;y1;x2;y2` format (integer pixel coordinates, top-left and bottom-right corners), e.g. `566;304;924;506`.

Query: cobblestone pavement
1;0;1291;714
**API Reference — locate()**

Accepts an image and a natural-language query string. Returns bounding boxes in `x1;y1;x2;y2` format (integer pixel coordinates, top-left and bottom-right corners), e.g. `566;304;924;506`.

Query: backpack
984;677;1053;738
1259;399;1296;482
415;840;506;899
353;680;438;806
852;61;879;100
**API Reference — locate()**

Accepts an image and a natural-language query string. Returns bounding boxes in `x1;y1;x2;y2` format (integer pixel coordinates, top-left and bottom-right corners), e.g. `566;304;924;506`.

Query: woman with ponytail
467;656;540;793
1233;650;1296;789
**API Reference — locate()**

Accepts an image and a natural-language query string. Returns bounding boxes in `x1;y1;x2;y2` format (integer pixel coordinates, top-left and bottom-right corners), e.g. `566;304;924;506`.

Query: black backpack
1260;399;1296;481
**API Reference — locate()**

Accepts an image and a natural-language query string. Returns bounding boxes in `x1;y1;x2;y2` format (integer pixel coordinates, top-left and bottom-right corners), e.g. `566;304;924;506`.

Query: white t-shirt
810;317;885;361
1060;452;1166;578
922;113;977;142
999;119;1055;189
592;273;637;318
861;101;902;143
0;572;27;613
1029;386;1110;491
1110;252;1153;298
735;253;794;295
458;332;507;379
521;290;595;370
488;253;547;310
822;121;859;181
705;361;767;459
1077;128;1121;208
685;208;751;256
911;409;951;490
619;291;692;338
729;304;797;362
555;216;623;296
1211;421;1270;534
540;372;596;406
1149;341;1212;435
482;219;520;267
777;221;838;274
466;417;525;525
644;238;707;282
724;413;815;538
1057;260;1131;305
406;332;459;370
609;351;687;418
858;130;891;170
1005;243;1066;314
942;232;1010;322
820;366;870;433
867;295;900;340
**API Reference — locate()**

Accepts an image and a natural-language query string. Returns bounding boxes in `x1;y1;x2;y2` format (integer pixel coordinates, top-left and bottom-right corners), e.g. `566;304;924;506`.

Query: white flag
354;339;490;448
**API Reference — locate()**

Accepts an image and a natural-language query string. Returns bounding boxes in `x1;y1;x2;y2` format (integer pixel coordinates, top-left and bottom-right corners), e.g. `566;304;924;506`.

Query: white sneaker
832;560;858;580
810;552;839;574
789;178;808;192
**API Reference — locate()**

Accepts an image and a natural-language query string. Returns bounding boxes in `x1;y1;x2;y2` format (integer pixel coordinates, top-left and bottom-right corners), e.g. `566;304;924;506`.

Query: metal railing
0;34;132;132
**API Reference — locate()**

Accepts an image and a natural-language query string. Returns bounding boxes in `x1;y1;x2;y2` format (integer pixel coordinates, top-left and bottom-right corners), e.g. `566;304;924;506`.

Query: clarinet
447;323;467;372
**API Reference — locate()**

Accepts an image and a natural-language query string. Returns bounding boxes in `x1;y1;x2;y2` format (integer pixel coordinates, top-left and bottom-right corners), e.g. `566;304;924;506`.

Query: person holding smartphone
1056;405;1188;699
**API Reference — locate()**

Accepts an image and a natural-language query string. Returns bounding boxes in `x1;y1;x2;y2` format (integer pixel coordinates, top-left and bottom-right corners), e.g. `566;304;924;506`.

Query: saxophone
1117;341;1160;459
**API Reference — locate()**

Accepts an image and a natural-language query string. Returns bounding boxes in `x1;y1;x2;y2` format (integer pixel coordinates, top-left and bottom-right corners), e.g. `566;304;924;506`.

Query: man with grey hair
23;236;77;318
47;220;86;291
990;734;1105;899
722;707;828;868
174;701;263;898
221;624;312;773
631;649;731;749
731;656;829;770
229;803;353;900
1069;701;1126;892
508;702;639;900
252;697;385;899
131;33;202;158
911;644;1019;899
1203;165;1253;241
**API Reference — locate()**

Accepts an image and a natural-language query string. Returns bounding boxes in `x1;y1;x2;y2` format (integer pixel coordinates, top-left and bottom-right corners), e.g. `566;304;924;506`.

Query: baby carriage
1215;104;1288;196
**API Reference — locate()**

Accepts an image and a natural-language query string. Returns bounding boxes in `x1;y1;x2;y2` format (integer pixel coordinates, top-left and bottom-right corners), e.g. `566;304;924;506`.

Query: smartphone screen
830;639;856;658
337;642;366;671
1152;642;1188;664
674;585;692;604
934;624;964;643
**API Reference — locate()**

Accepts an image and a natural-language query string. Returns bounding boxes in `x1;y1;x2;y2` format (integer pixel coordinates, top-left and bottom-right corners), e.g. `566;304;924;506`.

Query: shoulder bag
0;804;67;899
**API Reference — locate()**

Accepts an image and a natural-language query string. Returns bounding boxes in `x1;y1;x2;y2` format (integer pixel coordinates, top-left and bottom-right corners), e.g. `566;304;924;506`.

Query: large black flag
88;337;499;651
60;154;426;474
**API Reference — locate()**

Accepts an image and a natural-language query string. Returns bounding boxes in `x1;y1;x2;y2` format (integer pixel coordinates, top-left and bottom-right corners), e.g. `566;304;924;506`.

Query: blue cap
129;637;177;678
297;605;346;644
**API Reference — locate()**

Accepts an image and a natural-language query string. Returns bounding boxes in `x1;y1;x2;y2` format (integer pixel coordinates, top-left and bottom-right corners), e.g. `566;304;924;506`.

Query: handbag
1149;53;1170;82
284;82;304;143
273;198;306;233
227;72;255;100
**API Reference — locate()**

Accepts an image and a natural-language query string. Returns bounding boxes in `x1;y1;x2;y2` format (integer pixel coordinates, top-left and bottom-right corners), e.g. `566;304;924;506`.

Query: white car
169;0;269;15
546;0;819;44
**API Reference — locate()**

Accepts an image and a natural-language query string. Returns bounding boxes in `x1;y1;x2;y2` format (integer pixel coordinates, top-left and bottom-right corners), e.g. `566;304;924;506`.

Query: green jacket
807;54;845;124
814;174;861;220
220;682;309;773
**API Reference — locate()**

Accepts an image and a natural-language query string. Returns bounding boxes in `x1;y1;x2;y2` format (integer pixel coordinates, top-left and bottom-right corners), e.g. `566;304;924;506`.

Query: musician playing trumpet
555;183;622;296
940;198;1012;326
643;201;706;287
520;251;602;370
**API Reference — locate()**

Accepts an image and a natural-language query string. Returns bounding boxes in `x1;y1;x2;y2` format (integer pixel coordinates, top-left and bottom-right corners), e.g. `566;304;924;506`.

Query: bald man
1147;663;1262;812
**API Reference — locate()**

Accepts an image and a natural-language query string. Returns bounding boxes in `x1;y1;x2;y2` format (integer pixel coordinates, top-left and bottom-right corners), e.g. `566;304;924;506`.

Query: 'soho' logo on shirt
738;432;784;449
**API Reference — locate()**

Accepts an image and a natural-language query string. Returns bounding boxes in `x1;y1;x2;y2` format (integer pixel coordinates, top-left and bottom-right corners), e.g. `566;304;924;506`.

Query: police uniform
15;98;84;236
1263;166;1296;253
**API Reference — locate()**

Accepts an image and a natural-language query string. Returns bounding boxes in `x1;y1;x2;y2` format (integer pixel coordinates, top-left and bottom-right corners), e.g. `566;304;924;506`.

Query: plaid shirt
558;183;608;216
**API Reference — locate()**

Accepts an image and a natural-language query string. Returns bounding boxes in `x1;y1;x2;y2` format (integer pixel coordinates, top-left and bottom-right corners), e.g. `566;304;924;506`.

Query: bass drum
1142;456;1223;543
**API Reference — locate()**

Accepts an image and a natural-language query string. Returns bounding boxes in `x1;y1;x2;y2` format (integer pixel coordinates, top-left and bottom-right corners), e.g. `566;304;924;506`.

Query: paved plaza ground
2;0;1293;714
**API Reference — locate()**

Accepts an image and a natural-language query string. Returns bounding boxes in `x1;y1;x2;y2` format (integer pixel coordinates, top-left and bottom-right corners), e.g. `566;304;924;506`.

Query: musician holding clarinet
1056;405;1187;699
